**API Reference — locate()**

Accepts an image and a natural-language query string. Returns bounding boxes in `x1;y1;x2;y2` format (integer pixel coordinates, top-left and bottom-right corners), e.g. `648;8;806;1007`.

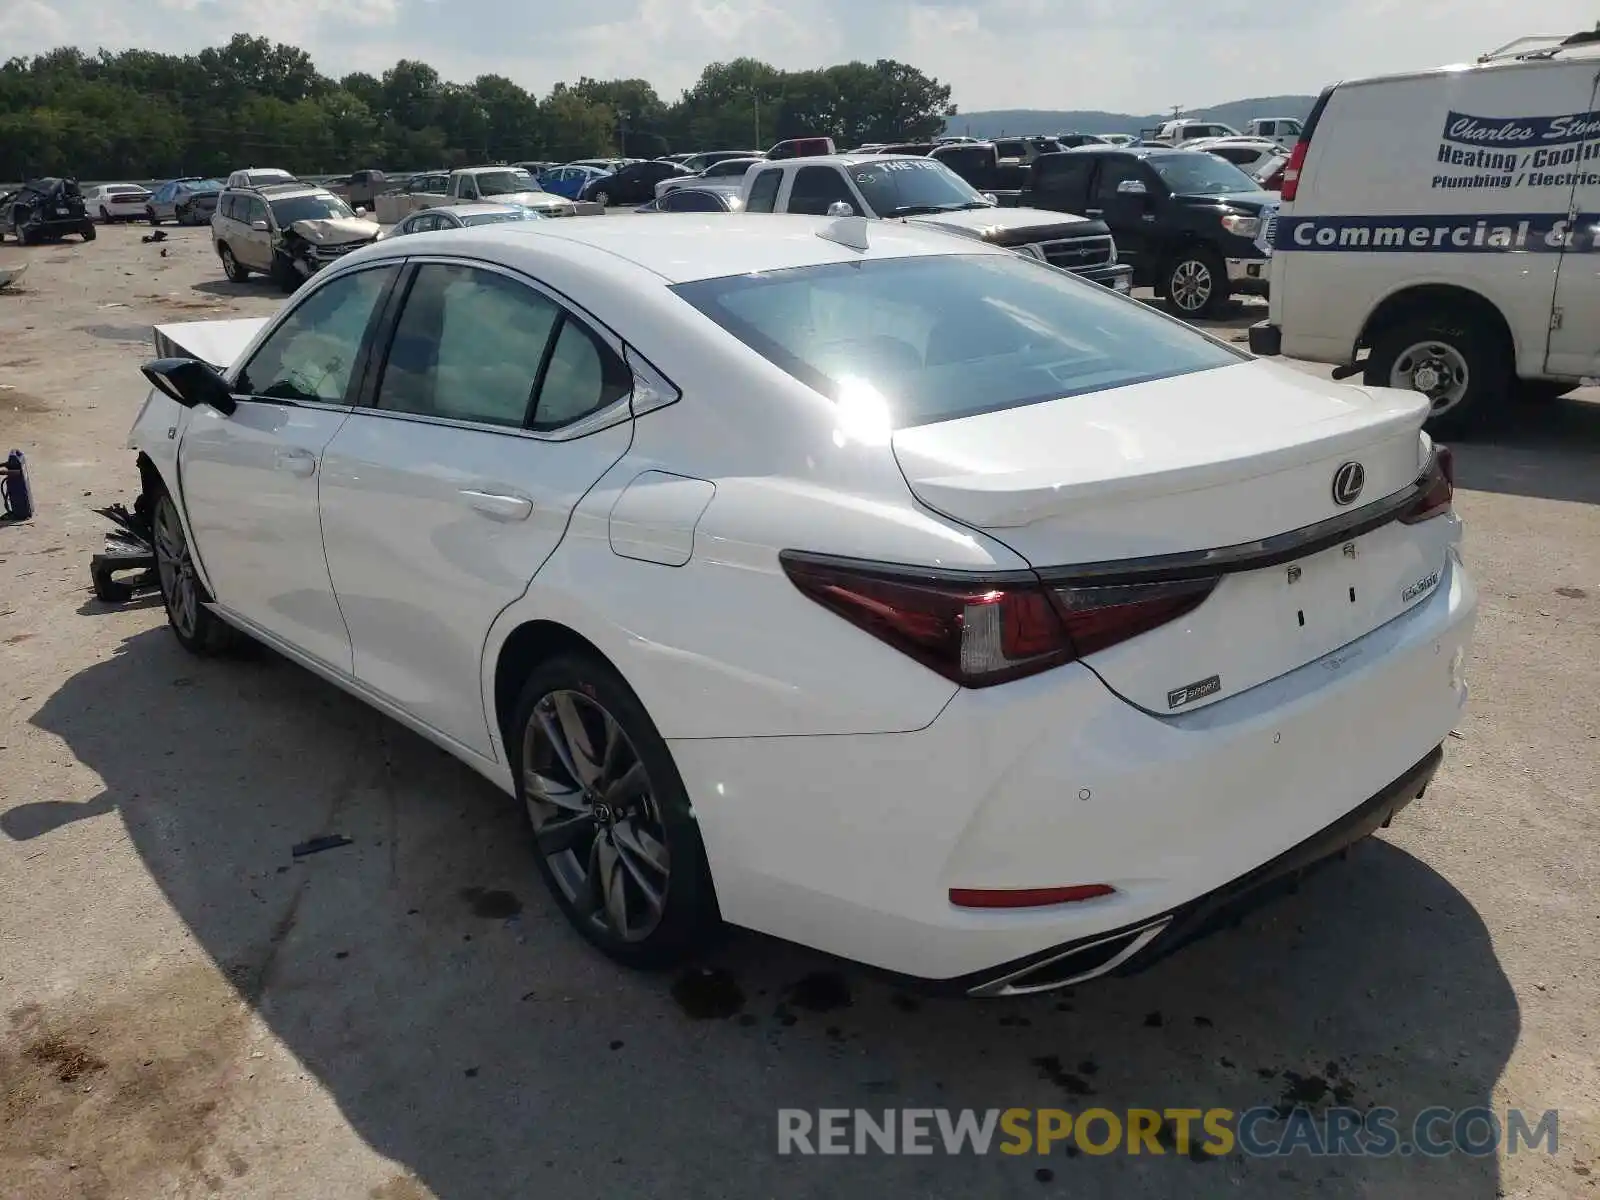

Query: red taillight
779;553;1218;687
1279;140;1309;202
950;884;1115;909
1399;445;1454;525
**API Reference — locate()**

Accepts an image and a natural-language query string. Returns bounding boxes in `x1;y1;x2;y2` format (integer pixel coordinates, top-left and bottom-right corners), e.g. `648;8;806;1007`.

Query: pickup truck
1241;117;1303;148
408;167;601;217
1022;146;1276;317
1141;119;1240;147
927;141;1034;205
326;169;391;210
739;155;1133;292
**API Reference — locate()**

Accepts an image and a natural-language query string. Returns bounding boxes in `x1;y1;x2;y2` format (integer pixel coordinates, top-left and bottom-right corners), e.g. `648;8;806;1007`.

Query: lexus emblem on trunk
1332;461;1366;506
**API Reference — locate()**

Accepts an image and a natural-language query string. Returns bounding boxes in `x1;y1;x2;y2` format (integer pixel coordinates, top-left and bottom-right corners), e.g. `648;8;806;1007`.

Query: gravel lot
1;222;1597;1200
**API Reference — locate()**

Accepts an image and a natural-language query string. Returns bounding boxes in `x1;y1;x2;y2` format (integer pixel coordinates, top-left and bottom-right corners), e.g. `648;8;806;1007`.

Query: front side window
672;254;1242;428
246;198;269;225
1147;152;1259;195
787;167;857;216
745;169;782;212
376;264;561;427
235;266;396;403
1093;159;1148;204
851;159;987;217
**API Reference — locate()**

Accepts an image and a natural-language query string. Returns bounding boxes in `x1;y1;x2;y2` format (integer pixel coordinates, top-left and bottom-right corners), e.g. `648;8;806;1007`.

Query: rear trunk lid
891;359;1439;711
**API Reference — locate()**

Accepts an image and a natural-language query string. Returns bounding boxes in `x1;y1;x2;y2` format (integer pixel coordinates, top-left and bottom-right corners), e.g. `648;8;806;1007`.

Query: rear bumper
671;547;1475;983
960;745;1441;995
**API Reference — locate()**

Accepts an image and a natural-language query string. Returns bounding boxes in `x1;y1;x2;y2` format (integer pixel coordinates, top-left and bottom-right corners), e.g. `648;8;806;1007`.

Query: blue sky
3;0;1596;112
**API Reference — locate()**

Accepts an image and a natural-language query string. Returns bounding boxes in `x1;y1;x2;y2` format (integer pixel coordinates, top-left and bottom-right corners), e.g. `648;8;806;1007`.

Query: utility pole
754;96;761;149
1170;104;1184;120
617;109;630;156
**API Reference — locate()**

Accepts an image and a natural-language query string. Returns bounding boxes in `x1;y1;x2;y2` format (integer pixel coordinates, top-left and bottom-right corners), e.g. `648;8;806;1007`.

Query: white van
1250;26;1600;435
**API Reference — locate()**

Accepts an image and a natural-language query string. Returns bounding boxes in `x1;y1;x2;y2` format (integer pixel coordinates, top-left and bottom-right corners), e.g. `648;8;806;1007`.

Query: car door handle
274;448;318;477
460;489;534;522
1085;208;1103;216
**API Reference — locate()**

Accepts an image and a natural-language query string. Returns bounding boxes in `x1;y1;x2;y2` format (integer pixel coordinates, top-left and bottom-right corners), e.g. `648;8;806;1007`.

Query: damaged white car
211;182;381;293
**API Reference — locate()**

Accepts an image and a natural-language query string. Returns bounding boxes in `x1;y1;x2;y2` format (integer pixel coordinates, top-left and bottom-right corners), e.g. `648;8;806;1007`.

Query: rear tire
510;652;720;969
151;490;242;656
220;244;250;282
1161;246;1229;318
99;206;110;223
80;222;95;242
1364;310;1512;439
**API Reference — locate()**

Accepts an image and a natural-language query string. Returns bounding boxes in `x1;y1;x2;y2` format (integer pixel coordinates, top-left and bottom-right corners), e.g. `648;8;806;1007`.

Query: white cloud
3;0;1596;112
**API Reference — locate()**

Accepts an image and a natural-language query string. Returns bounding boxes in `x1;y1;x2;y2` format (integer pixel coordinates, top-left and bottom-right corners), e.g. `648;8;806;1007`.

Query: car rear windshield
1147;152;1259;194
672;253;1243;427
270;194;356;224
461;210;533;226
851;159;988;216
475;170;542;196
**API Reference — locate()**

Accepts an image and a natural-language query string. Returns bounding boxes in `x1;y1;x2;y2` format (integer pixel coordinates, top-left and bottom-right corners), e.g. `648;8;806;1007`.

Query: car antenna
817;202;870;251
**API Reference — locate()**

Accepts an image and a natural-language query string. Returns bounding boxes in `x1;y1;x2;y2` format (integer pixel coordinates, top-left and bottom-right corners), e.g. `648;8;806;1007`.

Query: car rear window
672;254;1243;428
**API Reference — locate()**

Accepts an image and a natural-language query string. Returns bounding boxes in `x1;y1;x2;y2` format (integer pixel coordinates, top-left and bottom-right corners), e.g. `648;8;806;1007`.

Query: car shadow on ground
191;279;270;299
12;627;1519;1198
1450;394;1600;507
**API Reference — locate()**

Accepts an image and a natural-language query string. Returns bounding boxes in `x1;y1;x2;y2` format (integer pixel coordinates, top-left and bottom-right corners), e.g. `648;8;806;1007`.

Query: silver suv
212;183;381;292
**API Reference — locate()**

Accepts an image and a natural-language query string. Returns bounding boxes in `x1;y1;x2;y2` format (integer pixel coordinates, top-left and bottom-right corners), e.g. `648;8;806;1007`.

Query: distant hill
946;95;1318;139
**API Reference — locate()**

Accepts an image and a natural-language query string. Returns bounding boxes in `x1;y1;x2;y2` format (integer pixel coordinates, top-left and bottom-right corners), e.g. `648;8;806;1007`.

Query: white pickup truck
738;155;1133;292
408;167;600;217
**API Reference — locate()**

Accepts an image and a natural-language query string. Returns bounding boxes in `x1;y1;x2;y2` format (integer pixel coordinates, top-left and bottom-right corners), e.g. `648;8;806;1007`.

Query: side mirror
355;206;368;216
141;358;237;416
251;220;268;231
826;200;856;217
981;192;999;206
1116;178;1149;196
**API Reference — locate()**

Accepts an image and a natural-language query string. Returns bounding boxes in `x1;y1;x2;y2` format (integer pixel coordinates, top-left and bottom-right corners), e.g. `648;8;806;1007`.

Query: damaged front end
275;215;381;282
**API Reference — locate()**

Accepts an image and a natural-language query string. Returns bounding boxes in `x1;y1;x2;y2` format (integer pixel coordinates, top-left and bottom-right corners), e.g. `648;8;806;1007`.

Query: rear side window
377;264;560;427
745;169;782;212
995;140;1025;158
1033;156;1093;203
672;254;1241;428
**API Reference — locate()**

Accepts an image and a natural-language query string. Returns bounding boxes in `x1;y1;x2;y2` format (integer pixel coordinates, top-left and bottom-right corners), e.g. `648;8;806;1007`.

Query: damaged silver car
211;183;381;293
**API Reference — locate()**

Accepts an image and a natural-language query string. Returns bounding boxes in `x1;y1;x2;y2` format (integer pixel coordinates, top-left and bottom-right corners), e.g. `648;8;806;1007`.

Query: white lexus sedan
130;214;1476;995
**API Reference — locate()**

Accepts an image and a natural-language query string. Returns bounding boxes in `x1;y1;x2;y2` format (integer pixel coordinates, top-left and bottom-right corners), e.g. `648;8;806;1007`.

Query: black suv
1023;146;1278;317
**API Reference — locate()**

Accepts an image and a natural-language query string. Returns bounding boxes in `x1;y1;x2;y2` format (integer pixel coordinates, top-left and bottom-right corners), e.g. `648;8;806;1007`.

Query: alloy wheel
522;689;671;942
1169;259;1214;313
594;190;611;207
1389;340;1470;415
153;496;200;639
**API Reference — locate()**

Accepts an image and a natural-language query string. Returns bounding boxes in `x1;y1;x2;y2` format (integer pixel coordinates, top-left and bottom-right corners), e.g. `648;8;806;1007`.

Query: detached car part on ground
0;178;95;244
118;214;1474;997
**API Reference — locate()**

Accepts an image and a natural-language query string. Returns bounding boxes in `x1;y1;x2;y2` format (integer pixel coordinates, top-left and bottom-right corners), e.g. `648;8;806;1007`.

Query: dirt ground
1;222;1597;1200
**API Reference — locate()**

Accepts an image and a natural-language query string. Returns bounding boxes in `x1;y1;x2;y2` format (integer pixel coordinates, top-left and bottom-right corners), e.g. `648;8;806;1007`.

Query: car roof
352;212;1008;284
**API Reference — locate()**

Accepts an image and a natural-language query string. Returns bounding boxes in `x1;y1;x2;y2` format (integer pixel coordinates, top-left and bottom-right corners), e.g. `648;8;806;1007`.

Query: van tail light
1399;445;1454;524
1279;140;1309;201
779;552;1218;688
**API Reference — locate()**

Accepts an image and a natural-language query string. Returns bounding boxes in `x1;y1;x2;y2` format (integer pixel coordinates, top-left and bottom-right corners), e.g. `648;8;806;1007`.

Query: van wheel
1161;248;1228;318
1364;311;1511;439
510;653;721;969
219;245;250;282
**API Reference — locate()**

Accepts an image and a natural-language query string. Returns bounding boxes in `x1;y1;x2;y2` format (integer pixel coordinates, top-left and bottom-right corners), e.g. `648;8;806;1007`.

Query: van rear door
1544;71;1600;379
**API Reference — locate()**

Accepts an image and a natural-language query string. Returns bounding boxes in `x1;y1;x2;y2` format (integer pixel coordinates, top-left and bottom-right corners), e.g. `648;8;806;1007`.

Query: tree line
0;36;957;182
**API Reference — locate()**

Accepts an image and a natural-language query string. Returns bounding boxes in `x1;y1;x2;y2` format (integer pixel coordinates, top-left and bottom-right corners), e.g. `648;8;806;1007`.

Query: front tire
1161;247;1228;318
1364;310;1511;439
99;206;110;223
592;189;611;207
511;653;719;969
152;491;240;656
147;208;160;226
270;252;302;294
80;222;95;242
